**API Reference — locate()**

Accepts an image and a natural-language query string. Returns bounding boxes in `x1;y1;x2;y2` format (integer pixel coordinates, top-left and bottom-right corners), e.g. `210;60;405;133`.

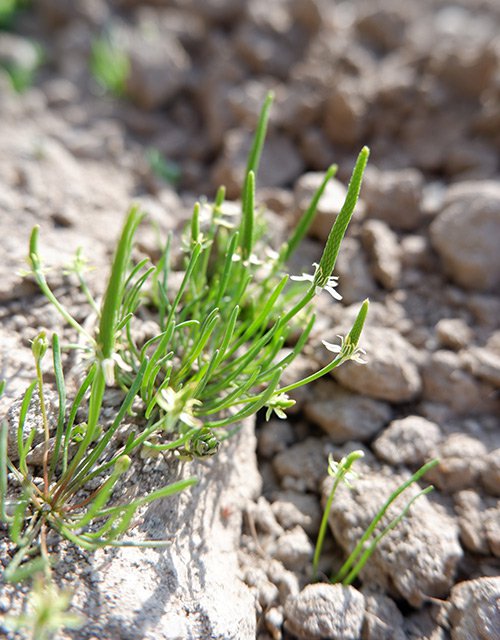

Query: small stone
258;420;296;459
323;83;368;146
335;237;376;305
426;433;487;493
332;326;422;403
373;415;442;467
284;583;365;640
274;526;313;571
435;318;473;351
447;577;500;640
362;590;407;640
264;606;284;640
421;350;499;415
362;219;402;290
121;22;191;110
304;380;392;443
481;449;500;497
455;490;500;557
362;166;424;231
430;181;500;291
266;559;300;600
462;346;500;388
247;497;284;537
273;438;331;491
271;491;322;536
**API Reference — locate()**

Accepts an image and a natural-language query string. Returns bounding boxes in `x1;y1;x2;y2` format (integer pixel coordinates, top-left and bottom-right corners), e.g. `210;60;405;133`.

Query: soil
1;1;499;639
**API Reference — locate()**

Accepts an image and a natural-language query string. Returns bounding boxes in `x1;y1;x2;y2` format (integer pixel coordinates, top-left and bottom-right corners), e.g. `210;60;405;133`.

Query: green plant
0;330;196;584
0;0;29;29
146;147;181;185
6;91;372;637
0;39;43;93
312;452;439;583
27;94;371;462
90;35;129;96
4;574;84;640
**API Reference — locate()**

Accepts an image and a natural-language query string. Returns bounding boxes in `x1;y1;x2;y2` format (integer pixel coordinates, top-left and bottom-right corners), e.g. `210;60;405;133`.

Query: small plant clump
313;453;439;584
1;93;385;636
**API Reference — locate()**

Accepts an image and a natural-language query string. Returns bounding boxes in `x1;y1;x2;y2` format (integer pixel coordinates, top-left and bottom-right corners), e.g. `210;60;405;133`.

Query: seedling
90;34;129;96
313;453;439;583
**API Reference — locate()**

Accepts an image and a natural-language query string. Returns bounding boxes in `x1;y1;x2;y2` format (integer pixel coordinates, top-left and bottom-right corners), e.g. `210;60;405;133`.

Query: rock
264;606;284;639
362;166;424;231
362;590;407;640
430;181;500;291
293;171;365;242
462;346;500;388
324;468;462;607
266;558;300;600
362;219;402;289
354;2;414;52
271;491;322;536
481;449;500;497
258;419;296;458
273;438;332;491
121;21;191;109
70;418;261;639
332;326;422;403
426;433;488;493
335;237;376;305
213;129;304;199
455;490;500;557
421;350;499;415
233;0;319;78
284;583;365;640
247;497;284;537
373;416;442;467
186;0;246;23
323;82;368;146
274;525;313;570
304;380;392;443
435;318;473;351
447;577;500;640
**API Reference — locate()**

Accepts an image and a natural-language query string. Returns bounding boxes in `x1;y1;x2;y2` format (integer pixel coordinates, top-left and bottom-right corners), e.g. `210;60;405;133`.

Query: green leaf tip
315;147;370;286
347;299;369;346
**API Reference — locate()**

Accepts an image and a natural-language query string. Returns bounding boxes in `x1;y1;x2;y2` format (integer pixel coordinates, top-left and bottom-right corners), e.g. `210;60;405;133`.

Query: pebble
273;438;332;491
447;577;500;640
274;526;313;571
270;491;321;536
332;326;422;403
362;219;402;289
372;415;442;467
426;433;488;493
305;380;392;442
430;181;500;291
284;583;365;640
362;166;424;231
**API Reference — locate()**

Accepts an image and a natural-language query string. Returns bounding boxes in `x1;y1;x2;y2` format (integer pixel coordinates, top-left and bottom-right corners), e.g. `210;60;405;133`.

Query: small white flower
328;451;364;487
322;335;367;364
158;387;203;428
101;353;133;386
291;263;342;300
231;252;262;266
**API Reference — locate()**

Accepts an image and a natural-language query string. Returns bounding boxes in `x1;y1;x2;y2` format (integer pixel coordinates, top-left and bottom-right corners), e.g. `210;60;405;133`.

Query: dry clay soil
1;1;500;639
